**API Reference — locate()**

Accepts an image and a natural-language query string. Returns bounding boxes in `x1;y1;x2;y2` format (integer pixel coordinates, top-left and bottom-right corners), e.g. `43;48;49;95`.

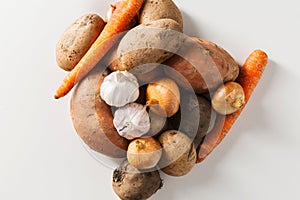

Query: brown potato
168;92;215;148
158;130;196;176
164;37;239;94
56;14;105;71
70;66;128;158
117;19;183;73
134;66;166;85
104;44;166;83
139;0;183;31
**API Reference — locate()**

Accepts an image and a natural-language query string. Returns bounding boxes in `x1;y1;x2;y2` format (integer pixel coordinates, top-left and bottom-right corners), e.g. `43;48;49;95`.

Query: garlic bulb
100;71;139;107
113;103;150;140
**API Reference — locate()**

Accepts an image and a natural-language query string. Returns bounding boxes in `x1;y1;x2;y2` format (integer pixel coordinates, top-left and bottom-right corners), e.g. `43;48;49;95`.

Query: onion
212;82;245;115
146;78;180;117
127;137;162;169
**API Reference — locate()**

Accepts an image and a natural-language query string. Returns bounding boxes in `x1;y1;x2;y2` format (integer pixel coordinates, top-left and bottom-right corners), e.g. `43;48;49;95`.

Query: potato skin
112;160;162;200
56;14;105;71
70;66;128;158
158;130;196;176
117;18;183;73
139;0;183;31
164;38;239;94
104;44;166;83
169;93;214;148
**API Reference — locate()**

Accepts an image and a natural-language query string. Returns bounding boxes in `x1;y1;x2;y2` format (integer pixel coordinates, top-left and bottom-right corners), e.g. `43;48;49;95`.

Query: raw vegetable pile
54;0;268;199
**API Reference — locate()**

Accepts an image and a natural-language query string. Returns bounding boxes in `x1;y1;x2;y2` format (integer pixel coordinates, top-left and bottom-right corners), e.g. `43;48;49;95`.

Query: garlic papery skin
113;103;150;140
100;71;139;107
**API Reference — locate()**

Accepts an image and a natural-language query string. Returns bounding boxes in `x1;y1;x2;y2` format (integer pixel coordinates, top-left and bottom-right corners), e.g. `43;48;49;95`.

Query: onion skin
212;82;245;115
146;78;180;117
127;137;162;169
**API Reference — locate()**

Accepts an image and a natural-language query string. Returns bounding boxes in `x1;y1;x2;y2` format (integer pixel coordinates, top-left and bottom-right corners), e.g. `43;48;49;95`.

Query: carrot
105;2;122;22
197;50;268;163
54;0;144;99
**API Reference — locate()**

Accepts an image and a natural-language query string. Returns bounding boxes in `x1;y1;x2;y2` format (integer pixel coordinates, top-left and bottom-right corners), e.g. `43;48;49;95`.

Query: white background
0;0;299;199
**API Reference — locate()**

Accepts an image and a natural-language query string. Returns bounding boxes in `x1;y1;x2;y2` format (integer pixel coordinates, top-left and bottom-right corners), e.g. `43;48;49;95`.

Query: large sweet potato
70;65;128;158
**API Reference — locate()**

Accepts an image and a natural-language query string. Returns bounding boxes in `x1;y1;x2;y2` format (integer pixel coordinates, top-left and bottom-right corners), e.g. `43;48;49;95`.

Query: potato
56;14;105;71
146;110;168;137
117;18;183;73
104;43;166;83
112;160;162;200
164;37;240;94
158;130;196;176
134;66;165;84
70;66;128;158
139;0;183;31
169;92;215;148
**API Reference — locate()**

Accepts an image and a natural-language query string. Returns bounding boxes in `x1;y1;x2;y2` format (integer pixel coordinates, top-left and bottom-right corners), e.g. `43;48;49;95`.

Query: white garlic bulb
100;71;139;107
113;103;150;140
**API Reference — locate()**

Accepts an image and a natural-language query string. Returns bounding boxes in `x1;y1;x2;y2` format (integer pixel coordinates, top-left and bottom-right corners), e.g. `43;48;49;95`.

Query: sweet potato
164;37;239;94
70;65;128;158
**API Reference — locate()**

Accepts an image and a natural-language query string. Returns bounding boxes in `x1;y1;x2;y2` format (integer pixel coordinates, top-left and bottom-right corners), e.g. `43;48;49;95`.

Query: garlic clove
100;71;139;107
113;103;150;140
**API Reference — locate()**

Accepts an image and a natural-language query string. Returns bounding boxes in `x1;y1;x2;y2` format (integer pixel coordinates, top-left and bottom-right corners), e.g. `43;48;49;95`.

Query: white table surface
1;0;299;199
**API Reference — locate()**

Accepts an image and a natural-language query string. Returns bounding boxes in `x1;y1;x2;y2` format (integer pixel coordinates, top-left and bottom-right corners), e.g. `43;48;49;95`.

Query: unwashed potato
169;92;215;148
164;37;239;94
56;14;105;71
134;66;165;85
103;36;159;74
139;0;183;31
103;43;166;84
158;130;196;176
117;18;183;73
70;66;128;158
112;160;163;200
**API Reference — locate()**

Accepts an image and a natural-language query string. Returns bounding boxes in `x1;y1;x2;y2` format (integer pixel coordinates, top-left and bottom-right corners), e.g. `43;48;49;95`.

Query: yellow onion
127;137;162;169
146;78;180;117
212;82;245;115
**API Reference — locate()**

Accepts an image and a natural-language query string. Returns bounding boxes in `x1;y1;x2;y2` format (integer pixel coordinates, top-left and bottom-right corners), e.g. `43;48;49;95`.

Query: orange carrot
197;50;268;163
105;2;121;22
54;0;144;99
